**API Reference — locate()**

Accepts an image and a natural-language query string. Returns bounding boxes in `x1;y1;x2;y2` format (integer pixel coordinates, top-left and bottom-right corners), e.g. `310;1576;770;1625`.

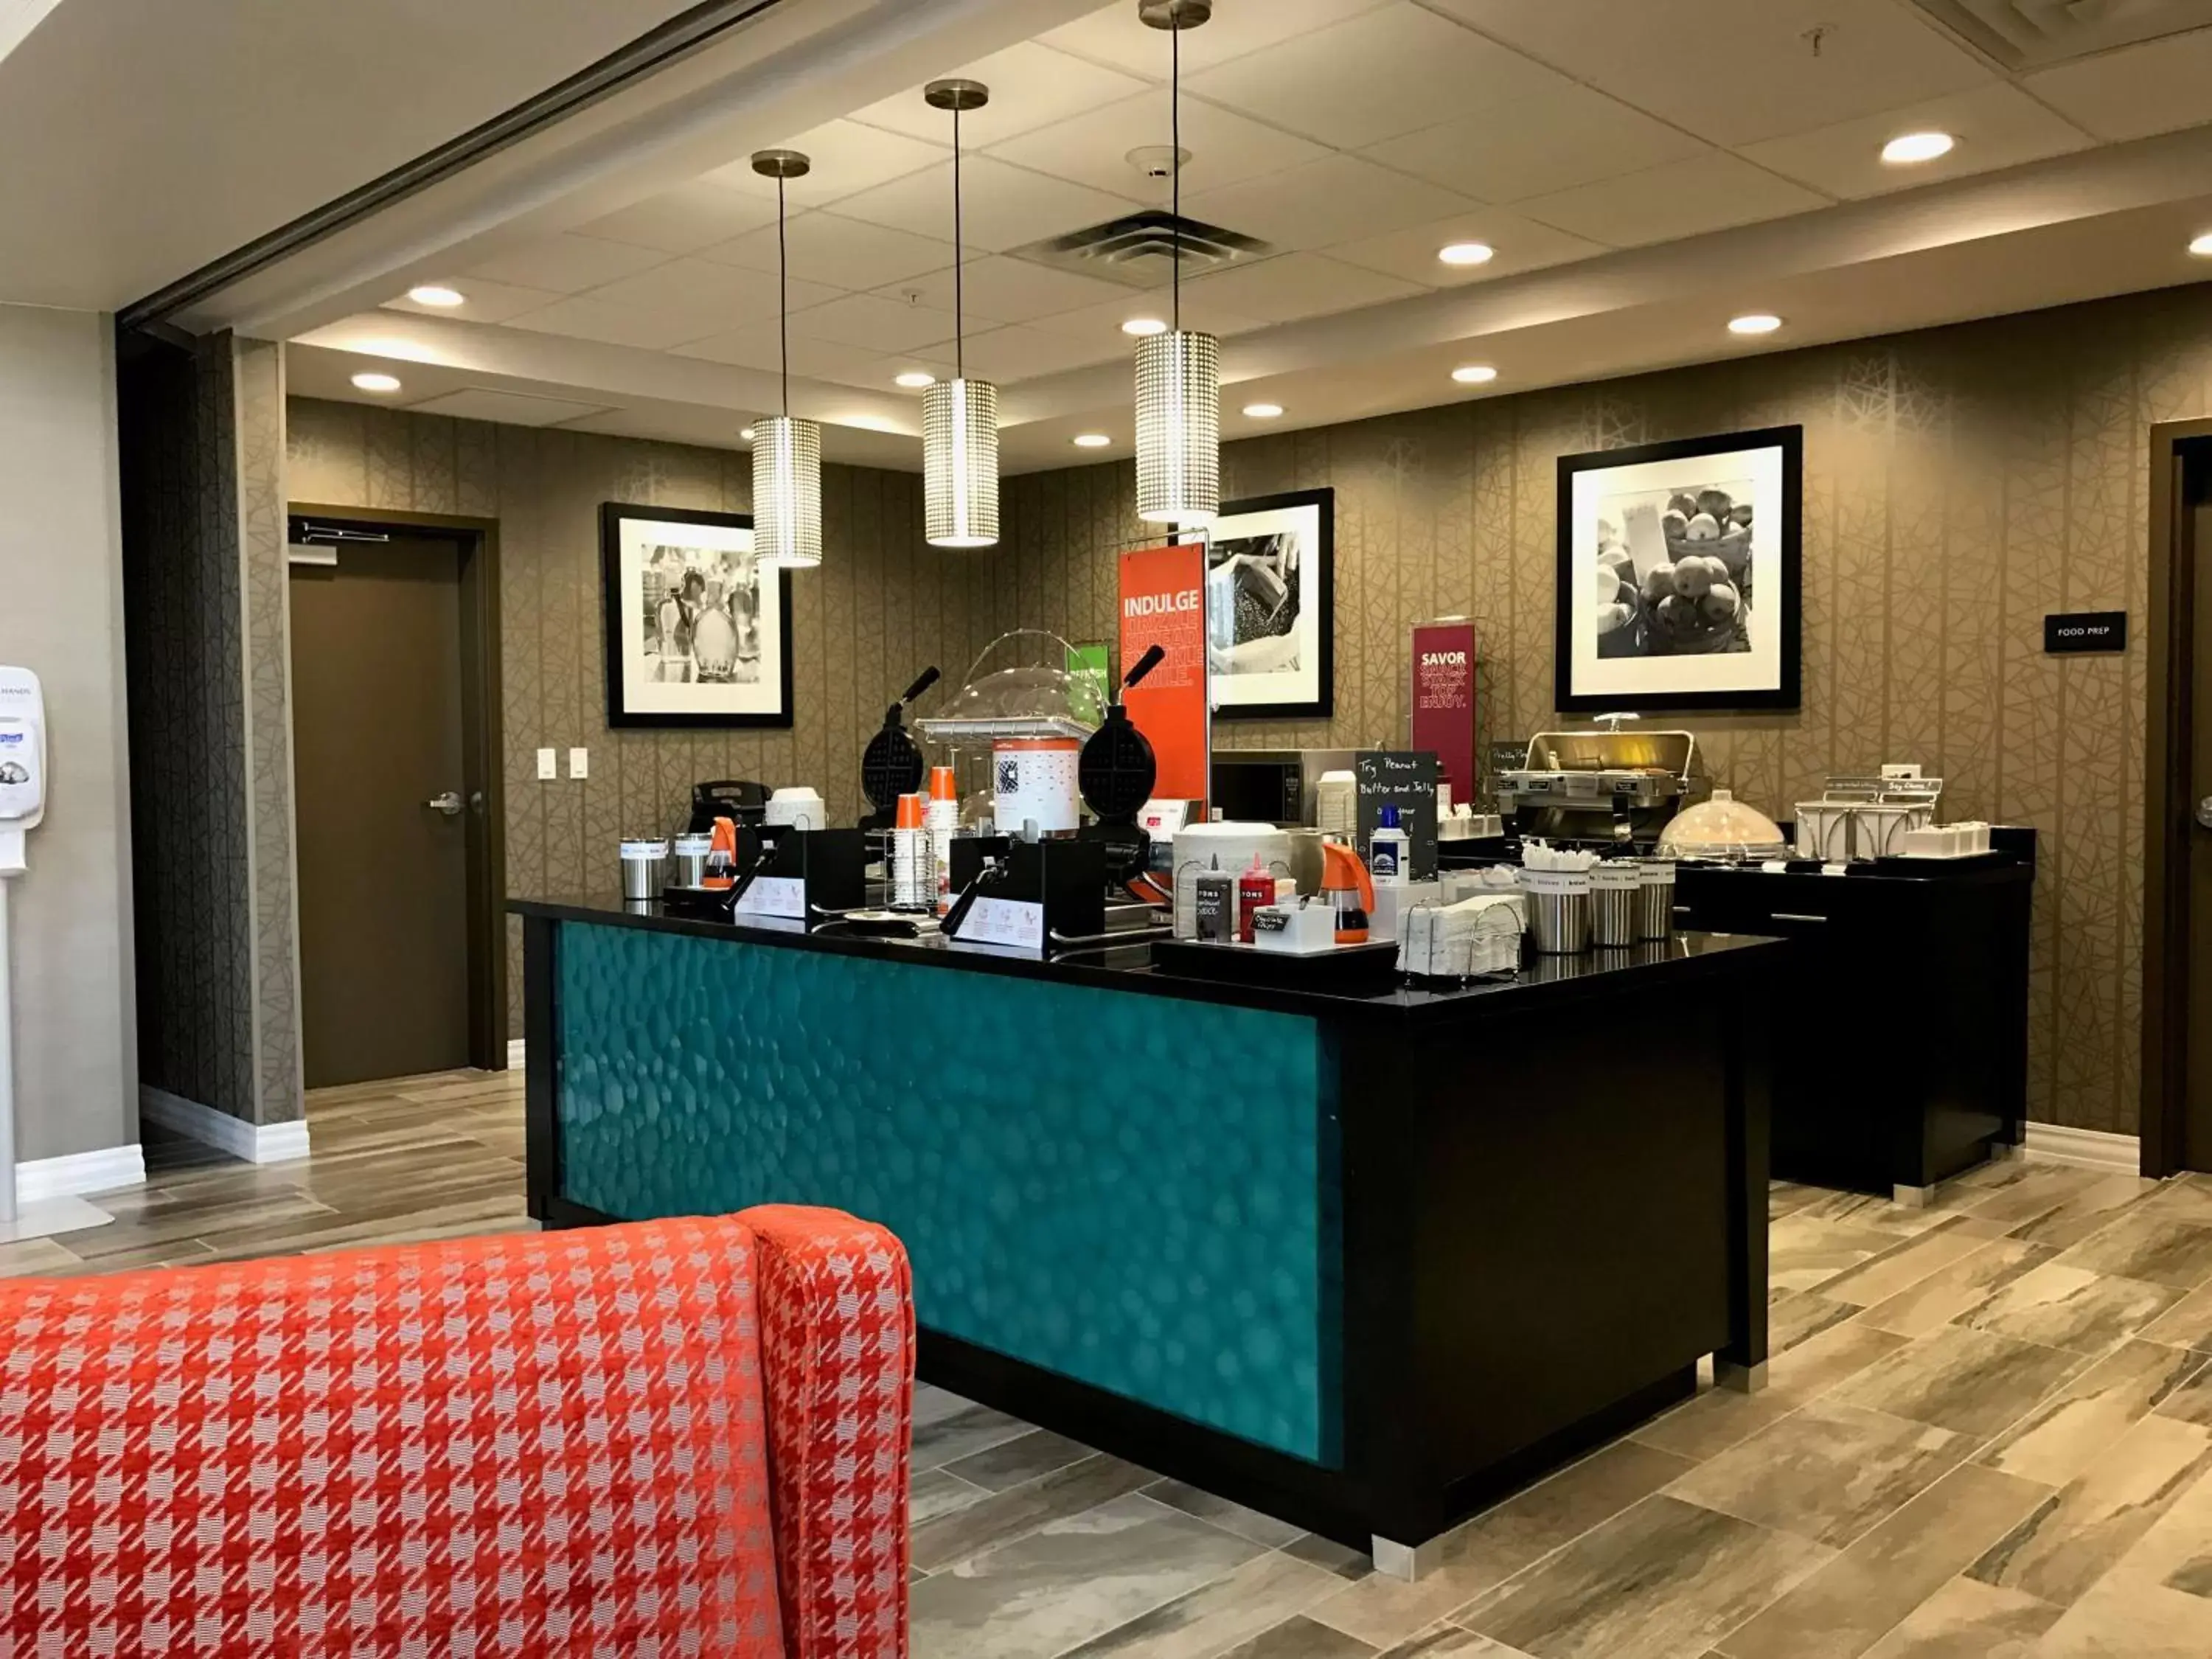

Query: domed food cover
914;629;1104;745
1657;789;1790;862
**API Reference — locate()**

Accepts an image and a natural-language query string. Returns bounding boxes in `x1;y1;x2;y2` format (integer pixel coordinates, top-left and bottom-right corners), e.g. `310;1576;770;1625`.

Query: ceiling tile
1171;252;1425;326
461;234;668;295
700;119;946;203
1027;285;1265;343
381;276;563;324
833;156;1138;251
870;256;1133;325
846;41;1150;149
2023;26;2212;142
787;291;958;354
584;257;843;318
1514;151;1830;247
672;326;907;385
986;87;1330;203
1362;84;1711;204
1182;154;1479;251
1041;0;1397;78
570;181;782;254
1427;0;1992;147
953;323;1128;383
1182;1;1573;150
1740;82;2093;198
1325;209;1610;288
501;297;714;352
401;389;610;427
700;212;954;291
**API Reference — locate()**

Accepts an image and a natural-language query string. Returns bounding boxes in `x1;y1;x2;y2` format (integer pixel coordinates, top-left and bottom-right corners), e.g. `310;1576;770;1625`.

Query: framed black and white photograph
600;502;793;728
1193;487;1334;720
1556;427;1801;713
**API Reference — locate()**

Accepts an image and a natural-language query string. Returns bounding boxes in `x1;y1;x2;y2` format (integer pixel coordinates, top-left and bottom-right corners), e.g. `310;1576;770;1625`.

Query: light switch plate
568;747;589;780
536;748;557;781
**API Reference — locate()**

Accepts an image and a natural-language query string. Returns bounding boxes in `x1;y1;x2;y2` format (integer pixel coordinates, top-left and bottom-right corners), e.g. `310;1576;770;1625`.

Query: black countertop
511;891;1790;1029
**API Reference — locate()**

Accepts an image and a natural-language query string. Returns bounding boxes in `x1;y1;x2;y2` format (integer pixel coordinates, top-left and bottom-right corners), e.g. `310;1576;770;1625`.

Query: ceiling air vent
1910;0;2212;68
1009;210;1273;291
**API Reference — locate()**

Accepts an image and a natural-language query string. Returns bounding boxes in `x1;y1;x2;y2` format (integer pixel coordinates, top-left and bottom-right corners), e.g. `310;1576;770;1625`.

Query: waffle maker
858;666;941;830
1077;644;1166;887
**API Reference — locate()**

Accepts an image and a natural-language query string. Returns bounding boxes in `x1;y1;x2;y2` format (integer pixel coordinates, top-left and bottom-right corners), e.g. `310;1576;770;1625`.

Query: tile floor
8;1078;2212;1658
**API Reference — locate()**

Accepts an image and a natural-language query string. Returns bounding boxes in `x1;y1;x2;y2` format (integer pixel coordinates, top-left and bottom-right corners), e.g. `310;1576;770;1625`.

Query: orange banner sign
1119;541;1210;809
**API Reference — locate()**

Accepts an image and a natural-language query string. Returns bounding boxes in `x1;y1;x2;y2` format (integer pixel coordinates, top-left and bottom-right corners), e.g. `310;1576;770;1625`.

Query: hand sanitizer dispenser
0;667;46;1225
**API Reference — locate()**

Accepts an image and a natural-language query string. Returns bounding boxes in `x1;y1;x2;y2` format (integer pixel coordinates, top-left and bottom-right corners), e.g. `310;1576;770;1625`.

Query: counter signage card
1355;751;1439;881
732;875;807;920
2044;611;2126;653
1119;543;1211;808
959;896;1046;952
1411;620;1478;805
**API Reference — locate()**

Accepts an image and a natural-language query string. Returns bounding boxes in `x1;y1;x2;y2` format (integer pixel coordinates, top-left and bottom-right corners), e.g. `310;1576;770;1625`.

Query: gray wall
0;305;136;1163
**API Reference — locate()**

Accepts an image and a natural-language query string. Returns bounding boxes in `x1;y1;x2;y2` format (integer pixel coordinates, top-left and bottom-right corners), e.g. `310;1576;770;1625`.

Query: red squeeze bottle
1237;853;1273;945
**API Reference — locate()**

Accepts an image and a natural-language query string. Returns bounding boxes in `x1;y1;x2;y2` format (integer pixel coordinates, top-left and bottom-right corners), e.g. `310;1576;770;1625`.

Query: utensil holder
1590;863;1641;947
1519;869;1591;955
1635;859;1677;940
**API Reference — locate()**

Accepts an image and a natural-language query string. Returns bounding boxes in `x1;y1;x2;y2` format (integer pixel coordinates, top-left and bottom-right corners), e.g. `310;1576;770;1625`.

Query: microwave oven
1209;748;1357;827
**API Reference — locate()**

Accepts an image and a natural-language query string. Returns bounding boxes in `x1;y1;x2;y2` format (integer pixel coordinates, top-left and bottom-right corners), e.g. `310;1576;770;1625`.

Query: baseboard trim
507;1038;525;1070
141;1087;311;1165
2024;1121;2141;1175
17;1141;145;1205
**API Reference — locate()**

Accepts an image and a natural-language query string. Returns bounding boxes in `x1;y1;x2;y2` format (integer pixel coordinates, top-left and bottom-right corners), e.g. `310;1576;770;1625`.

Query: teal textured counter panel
555;920;1342;1464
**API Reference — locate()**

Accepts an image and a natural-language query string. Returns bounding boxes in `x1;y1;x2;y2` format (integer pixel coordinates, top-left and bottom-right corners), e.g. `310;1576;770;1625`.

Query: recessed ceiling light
350;372;403;394
1121;317;1169;337
1072;433;1112;448
1242;403;1284;418
407;284;465;307
2190;233;2212;257
1880;131;1955;165
1728;313;1783;335
894;370;936;388
1437;242;1495;267
740;427;757;441
1450;364;1498;385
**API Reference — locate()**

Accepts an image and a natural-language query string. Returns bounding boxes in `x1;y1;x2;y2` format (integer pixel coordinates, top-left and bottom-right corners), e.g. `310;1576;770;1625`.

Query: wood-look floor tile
1978;1340;2208;1486
1787;1192;1961;1239
1854;1575;2058;1658
911;1399;1032;1474
1770;1183;1824;1221
1143;1479;1308;1549
1665;1401;1969;1548
1634;1322;1910;1463
910;1492;1262;1658
1941;1164;2105;1230
2028;1465;2212;1651
1770;1217;1904;1293
1455;1495;1829;1659
1853;1239;2053;1340
64;1193;341;1258
1215;1615;1377;1659
0;1237;82;1277
1310;1441;1694;1649
2136;1174;2212;1229
2142;1280;2212;1354
1377;1629;1532;1658
2152;1353;2212;1427
1966;1412;2212;1607
1769;1293;1859;1354
1281;1534;1373;1584
1951;1262;2181;1354
1815;1228;1992;1309
911;1453;1158;1573
943;1427;1099;1492
1062;1551;1343;1658
1712;1464;2051;1659
910;1466;991;1528
2053;1211;2212;1291
2003;1173;2160;1250
1828;1326;2087;1439
44;1238;218;1277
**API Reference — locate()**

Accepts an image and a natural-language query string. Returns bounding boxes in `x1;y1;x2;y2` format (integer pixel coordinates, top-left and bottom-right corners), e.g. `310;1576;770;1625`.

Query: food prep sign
2044;611;2126;654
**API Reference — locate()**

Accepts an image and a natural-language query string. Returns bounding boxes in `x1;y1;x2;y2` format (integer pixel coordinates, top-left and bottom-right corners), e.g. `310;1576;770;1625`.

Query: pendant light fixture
922;79;1000;549
750;148;823;568
1134;0;1218;526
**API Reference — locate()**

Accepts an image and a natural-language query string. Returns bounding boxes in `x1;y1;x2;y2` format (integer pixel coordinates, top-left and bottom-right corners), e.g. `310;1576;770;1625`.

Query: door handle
425;791;464;818
2197;796;2212;830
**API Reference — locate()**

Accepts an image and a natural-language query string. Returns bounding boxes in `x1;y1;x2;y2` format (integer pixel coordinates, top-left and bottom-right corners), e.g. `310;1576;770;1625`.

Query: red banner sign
1411;619;1477;805
1119;542;1210;808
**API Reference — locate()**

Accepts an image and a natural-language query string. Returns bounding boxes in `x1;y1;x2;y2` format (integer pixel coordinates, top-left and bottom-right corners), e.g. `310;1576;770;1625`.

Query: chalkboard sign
1355;751;1439;881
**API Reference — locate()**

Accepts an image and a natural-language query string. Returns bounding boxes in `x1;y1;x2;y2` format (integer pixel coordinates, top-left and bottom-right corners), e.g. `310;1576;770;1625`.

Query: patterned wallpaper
1001;284;2212;1136
286;397;998;1036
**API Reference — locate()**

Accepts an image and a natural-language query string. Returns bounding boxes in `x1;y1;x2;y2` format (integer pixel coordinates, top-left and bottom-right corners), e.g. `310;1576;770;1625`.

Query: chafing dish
1496;721;1705;846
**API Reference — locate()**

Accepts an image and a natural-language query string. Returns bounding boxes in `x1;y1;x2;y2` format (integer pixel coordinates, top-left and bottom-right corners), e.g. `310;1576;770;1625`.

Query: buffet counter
512;893;1785;1572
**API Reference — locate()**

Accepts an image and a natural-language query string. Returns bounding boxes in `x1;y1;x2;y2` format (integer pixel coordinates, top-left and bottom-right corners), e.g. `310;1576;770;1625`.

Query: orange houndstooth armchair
0;1206;913;1657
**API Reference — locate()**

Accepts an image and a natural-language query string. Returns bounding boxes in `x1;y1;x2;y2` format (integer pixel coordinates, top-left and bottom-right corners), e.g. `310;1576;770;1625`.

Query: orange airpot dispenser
1318;840;1377;945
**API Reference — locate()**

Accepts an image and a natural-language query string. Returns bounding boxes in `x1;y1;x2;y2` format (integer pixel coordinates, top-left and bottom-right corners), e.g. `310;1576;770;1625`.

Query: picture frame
600;502;793;729
1555;426;1802;714
1185;486;1335;720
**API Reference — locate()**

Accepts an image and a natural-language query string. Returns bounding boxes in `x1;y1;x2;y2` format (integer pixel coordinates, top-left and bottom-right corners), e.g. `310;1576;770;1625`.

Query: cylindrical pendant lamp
751;148;823;569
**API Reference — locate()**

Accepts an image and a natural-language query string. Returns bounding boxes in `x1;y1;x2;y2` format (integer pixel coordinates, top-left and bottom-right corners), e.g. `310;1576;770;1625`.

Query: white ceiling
264;0;2212;472
0;0;709;309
